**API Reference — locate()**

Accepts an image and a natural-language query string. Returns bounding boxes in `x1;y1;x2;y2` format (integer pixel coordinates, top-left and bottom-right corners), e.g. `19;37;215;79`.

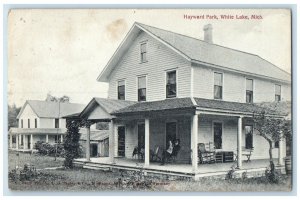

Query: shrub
35;141;65;157
265;161;282;184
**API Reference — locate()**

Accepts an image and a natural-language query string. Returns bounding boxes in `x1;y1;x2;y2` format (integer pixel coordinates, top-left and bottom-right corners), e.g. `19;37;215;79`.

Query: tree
8;104;21;130
252;102;291;178
64;118;92;168
45;92;70;103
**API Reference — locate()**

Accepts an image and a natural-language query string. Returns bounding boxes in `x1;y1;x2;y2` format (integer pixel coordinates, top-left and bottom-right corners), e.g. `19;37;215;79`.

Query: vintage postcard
7;8;292;192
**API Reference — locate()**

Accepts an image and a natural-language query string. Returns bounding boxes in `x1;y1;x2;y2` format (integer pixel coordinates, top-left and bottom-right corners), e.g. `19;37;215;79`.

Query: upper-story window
34;118;37;128
28;119;30;128
275;84;281;102
246;78;253;103
214;72;223;100
55;118;59;128
138;76;146;101
140;42;147;63
118;80;125;100
166;70;177;98
21;119;23;128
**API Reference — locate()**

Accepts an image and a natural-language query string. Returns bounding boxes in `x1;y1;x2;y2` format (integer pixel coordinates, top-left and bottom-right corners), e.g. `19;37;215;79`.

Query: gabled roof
17;100;86;119
79;97;136;120
97;22;290;83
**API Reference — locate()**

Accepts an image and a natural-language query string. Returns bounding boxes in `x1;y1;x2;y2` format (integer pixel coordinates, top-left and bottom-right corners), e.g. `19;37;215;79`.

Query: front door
27;135;31;149
166;122;177;148
213;122;223;149
138;123;145;150
90;143;98;157
118;126;125;157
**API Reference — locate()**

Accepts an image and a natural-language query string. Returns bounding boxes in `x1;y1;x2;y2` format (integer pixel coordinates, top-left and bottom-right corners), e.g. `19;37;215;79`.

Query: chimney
203;24;213;43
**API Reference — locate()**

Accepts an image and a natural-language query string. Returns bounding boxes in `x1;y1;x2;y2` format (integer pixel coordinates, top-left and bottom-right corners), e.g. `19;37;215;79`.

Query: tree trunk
268;141;273;162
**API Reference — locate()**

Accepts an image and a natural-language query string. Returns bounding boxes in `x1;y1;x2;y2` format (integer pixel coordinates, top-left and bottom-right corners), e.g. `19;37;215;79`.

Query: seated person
160;140;173;165
171;139;181;158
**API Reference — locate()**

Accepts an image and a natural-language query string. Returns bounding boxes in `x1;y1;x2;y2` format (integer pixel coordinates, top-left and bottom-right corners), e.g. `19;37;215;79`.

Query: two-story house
71;22;291;178
9;100;86;150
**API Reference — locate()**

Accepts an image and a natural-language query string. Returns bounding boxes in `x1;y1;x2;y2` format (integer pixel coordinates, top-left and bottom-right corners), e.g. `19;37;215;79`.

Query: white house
9;100;86;150
66;22;291;177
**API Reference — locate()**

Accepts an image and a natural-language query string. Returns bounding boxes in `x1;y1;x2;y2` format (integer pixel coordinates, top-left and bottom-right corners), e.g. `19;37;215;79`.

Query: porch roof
111;97;285;117
111;97;195;115
79;130;109;141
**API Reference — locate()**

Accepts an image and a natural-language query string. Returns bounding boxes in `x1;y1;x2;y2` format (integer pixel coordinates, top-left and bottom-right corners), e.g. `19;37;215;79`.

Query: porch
74;157;283;179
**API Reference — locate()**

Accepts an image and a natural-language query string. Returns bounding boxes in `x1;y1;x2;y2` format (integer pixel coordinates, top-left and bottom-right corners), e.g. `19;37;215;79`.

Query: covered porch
72;97;286;179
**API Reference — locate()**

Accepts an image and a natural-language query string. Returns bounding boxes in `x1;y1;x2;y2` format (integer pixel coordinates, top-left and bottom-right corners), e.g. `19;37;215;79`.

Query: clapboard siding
192;64;291;103
108;31;191;101
197;115;285;160
18;104;39;128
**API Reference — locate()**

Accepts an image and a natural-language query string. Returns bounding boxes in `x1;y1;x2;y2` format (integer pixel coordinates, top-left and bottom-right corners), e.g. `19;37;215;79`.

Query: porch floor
75;157;279;175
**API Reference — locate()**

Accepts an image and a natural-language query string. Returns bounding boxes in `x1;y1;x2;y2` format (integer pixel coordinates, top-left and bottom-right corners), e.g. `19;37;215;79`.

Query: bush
265;161;282;184
35;141;65;157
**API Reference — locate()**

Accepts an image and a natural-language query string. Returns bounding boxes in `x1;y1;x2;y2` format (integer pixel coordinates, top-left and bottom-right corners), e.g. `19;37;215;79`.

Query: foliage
265;161;282;184
253;102;291;162
46;92;70;102
35;141;65;157
9;164;37;182
96;122;109;130
225;165;237;180
64;119;90;168
8;104;21;130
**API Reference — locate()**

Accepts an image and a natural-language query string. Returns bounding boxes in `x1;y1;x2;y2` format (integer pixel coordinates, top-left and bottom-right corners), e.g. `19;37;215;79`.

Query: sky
8;9;291;107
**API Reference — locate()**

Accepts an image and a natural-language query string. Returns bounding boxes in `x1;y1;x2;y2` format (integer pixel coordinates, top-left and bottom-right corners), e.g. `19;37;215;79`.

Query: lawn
8;151;292;192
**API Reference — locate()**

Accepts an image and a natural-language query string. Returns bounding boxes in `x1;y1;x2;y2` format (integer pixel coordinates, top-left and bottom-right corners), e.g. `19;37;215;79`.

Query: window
213;122;223;149
275;84;281;102
246;78;253;103
34;118;37;128
214;72;223;100
137;76;146;101
21;119;23;128
245;125;253;149
274;141;279;148
28;119;30;128
166;70;177;98
55;118;59;128
140;42;147;63
118;80;125;100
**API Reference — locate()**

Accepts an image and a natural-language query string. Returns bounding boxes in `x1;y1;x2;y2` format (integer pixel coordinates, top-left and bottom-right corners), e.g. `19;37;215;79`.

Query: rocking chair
198;143;216;164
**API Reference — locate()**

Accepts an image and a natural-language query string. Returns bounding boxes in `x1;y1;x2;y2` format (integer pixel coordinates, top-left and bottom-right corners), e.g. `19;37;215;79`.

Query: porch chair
242;146;253;162
198;143;216;164
150;146;162;162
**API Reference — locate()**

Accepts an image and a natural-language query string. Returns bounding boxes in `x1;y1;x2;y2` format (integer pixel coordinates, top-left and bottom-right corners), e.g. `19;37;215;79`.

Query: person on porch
160;140;173;165
172;139;181;159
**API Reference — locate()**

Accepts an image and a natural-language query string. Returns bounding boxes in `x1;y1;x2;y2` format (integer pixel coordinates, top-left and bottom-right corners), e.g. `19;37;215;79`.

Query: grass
8;151;292;192
8;150;64;171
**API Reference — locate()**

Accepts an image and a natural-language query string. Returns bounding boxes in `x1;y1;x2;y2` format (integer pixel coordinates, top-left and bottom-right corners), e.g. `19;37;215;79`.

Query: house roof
78;97;136;120
79;129;109;141
17;100;86;119
97;22;290;83
112;97;285;116
112;98;195;115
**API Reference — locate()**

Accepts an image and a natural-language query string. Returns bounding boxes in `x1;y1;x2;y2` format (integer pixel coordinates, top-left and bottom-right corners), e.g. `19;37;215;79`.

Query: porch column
10;134;13;149
278;136;284;165
30;134;33;150
191;113;198;172
144;118;150;167
60;134;64;143
46;134;49;143
109;119;115;163
23;134;27;149
16;134;19;149
237;116;243;169
86;125;91;161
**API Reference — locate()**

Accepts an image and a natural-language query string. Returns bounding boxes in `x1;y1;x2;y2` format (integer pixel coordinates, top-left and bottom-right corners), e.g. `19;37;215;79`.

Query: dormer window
166;70;177;98
275;84;281;102
214;72;223;100
118;80;125;100
246;78;253;103
140;42;147;63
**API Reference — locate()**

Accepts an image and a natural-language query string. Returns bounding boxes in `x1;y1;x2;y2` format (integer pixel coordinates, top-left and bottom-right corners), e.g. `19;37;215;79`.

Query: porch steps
83;163;111;171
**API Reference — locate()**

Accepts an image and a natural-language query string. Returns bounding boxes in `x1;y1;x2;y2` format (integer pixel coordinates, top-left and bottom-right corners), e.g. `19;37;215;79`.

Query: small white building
9;100;86;150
